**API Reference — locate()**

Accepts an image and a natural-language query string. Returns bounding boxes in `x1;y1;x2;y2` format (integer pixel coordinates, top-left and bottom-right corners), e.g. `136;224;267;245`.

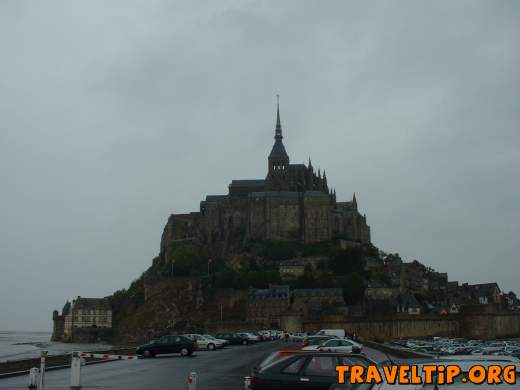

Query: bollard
70;352;82;390
39;351;48;390
244;376;251;390
187;371;197;390
28;367;39;389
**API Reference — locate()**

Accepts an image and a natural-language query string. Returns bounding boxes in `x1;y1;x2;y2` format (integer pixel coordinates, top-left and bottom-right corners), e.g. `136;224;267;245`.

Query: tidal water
0;331;112;362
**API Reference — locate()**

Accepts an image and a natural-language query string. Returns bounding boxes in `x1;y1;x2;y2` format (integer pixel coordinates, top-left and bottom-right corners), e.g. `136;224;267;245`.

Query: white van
315;329;345;338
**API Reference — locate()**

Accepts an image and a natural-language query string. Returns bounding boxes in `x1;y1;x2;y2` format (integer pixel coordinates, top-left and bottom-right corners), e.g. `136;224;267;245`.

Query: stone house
395;293;422;315
247;285;291;327
52;296;112;342
364;280;399;301
278;256;326;279
460;283;501;305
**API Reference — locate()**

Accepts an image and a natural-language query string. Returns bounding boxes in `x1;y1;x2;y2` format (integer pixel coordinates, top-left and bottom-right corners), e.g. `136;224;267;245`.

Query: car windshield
204;335;216;339
307;337;331;345
258;351;295;372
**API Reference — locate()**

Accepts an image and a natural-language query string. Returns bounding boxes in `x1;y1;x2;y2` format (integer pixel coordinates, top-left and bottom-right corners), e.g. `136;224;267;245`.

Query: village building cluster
245;253;520;327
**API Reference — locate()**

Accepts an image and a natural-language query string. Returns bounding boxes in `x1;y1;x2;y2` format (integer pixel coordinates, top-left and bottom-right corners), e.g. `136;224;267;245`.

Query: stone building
459;283;502;305
52;296;112;342
395;293;422;315
247;285;291;327
159;103;371;261
292;288;346;319
278;256;326;279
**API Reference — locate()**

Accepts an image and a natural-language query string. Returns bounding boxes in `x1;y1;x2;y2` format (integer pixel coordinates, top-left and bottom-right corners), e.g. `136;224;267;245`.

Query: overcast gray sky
1;0;519;331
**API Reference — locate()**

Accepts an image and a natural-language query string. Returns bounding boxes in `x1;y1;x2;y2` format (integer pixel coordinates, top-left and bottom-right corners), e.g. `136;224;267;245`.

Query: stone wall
249;192;302;241
297;312;520;340
71;327;113;343
303;193;333;242
302;316;460;341
461;312;520;339
205;321;268;334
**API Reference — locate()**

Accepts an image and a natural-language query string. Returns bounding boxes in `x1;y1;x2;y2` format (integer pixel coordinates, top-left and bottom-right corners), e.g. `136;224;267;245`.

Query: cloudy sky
1;0;519;331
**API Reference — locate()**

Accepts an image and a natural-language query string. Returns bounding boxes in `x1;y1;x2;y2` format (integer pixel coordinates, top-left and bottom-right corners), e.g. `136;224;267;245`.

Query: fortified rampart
278;313;520;341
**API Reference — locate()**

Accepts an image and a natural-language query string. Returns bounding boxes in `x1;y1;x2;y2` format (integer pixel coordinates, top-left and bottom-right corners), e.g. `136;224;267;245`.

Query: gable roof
73;297;111;311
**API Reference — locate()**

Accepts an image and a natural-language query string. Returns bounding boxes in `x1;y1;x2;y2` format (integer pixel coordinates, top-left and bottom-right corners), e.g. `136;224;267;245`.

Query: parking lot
0;337;388;390
0;340;283;390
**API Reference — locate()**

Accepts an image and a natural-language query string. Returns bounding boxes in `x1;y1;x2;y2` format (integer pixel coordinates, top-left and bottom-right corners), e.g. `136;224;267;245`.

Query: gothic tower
265;98;290;190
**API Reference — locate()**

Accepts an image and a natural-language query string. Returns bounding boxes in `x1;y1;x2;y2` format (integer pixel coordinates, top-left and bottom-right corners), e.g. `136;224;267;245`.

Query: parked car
237;332;261;343
183;333;225;350
203;334;229;346
216;332;251;345
258;330;274;341
301;335;334;348
136;335;196;357
253;331;267;341
289;333;307;342
302;338;362;353
314;329;346;338
250;350;374;390
215;333;251;345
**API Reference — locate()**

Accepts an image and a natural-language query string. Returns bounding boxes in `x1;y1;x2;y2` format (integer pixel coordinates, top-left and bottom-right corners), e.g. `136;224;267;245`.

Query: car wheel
242;339;248;345
180;347;189;356
143;350;153;358
207;343;215;351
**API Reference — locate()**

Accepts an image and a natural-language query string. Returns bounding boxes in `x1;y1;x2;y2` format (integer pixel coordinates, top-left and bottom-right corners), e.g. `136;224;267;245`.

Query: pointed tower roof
268;95;289;162
322;170;328;192
275;96;282;140
353;192;357;208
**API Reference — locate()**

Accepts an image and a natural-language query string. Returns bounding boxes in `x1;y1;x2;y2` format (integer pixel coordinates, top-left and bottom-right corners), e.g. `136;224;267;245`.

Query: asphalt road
0;341;387;390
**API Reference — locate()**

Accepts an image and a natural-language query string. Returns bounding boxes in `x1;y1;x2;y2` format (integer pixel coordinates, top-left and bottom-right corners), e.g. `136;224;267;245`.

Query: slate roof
73;297;111;311
269;139;289;160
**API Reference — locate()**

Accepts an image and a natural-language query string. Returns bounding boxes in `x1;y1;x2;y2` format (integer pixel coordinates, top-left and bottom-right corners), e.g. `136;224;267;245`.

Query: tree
340;272;365;304
329;247;365;276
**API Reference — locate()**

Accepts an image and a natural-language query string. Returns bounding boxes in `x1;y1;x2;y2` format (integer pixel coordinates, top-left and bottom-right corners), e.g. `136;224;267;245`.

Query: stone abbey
161;102;371;256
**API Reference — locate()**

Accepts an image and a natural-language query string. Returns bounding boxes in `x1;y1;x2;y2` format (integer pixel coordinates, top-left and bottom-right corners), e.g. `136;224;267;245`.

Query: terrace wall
299;312;520;341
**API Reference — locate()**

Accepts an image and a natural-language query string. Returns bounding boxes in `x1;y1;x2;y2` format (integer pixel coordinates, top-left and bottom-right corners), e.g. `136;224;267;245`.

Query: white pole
244;376;251;390
39;351;48;390
70;352;81;389
187;371;197;390
28;367;39;389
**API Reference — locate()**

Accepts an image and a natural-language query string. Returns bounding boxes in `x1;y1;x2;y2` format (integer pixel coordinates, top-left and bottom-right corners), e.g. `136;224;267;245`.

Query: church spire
266;95;290;189
353;192;357;208
275;94;282;140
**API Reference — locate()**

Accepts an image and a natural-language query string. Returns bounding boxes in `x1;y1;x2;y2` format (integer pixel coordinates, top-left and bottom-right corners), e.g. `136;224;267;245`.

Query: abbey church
160;103;371;257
